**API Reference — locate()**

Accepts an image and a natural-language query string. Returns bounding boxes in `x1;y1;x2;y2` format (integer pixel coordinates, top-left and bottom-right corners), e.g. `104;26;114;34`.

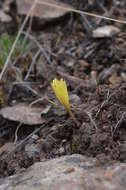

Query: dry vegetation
0;0;126;177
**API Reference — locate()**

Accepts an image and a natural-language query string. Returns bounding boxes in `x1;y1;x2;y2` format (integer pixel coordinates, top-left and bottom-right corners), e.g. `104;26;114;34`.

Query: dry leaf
109;75;122;85
0;142;14;156
16;0;73;20
0;10;12;22
0;103;45;125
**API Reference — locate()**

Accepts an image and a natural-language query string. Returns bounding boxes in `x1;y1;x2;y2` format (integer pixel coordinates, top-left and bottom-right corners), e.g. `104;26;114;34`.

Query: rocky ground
1;154;126;190
0;0;126;189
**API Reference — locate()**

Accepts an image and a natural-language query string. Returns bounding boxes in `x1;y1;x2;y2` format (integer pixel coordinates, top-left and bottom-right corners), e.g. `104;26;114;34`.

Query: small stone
54;107;67;116
25;144;40;159
28;134;39;144
59;147;65;155
121;73;126;82
79;60;89;69
93;25;120;38
67;61;75;68
70;94;81;105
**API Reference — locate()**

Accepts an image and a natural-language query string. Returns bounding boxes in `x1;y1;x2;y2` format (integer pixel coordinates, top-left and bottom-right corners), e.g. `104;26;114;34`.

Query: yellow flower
51;78;70;113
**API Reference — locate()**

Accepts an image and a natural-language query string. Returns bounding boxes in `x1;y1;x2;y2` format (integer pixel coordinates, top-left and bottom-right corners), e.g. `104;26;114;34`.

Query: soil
0;0;126;178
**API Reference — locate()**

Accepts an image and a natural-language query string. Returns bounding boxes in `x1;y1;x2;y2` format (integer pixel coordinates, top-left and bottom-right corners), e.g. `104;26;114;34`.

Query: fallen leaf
3;0;13;12
0;9;12;23
0;103;45;125
0;142;14;156
108;75;122;85
16;0;73;20
79;60;89;70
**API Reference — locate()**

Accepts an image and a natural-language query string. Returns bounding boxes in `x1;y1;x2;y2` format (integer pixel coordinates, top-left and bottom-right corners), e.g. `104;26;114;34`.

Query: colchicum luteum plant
51;78;79;126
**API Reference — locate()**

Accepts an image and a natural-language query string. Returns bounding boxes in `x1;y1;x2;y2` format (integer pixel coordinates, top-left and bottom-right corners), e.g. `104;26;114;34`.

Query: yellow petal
51;78;70;112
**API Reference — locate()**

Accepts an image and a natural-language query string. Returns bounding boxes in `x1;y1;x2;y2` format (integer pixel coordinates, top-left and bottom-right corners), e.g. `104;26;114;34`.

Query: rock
1;154;126;190
93;25;120;38
70;94;81;105
67;61;75;68
25;143;40;159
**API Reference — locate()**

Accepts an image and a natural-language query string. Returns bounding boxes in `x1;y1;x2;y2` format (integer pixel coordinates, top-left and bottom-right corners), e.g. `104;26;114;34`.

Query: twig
22;31;52;65
112;111;126;138
0;121;50;161
38;0;126;24
97;0;107;12
68;109;79;127
85;111;97;131
24;49;41;80
96;90;115;117
29;96;57;108
96;1;116;25
14;122;22;144
80;15;94;34
7;81;39;104
0;0;38;81
12;47;32;67
57;71;84;86
29;97;45;107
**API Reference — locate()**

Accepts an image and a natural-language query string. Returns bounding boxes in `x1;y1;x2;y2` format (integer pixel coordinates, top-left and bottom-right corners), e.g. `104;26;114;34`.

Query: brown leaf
79;60;89;70
0;10;12;23
0;142;14;156
108;75;122;85
0;103;45;125
16;0;73;20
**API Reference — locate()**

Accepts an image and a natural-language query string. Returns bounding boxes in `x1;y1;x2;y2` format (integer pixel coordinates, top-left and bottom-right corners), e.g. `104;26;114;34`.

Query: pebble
93;25;120;38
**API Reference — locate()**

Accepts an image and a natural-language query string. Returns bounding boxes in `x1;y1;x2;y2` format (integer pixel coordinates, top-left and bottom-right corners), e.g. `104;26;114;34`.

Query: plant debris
0;103;45;125
16;0;74;20
0;0;126;179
